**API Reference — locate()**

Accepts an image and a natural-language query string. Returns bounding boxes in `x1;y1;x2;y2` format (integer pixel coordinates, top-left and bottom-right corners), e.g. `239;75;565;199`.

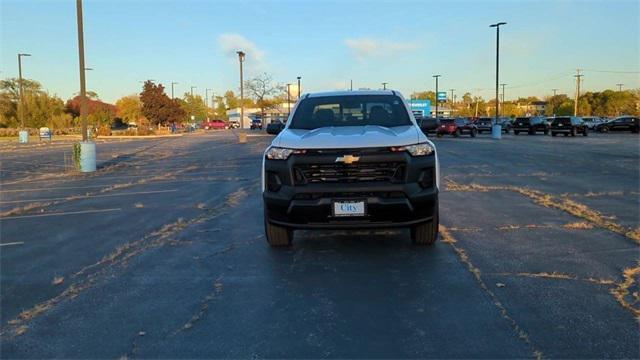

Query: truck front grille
294;162;405;184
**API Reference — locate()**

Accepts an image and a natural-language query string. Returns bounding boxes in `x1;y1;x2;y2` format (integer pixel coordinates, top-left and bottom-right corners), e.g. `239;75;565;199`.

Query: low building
227;101;295;128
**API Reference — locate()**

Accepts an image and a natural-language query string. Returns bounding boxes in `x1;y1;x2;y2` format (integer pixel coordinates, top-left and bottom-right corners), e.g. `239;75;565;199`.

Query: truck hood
274;125;423;149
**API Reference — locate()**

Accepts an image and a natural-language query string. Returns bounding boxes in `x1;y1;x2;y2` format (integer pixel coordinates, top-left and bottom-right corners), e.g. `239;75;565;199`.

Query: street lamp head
433;74;441;78
297;76;301;80
172;81;179;85
84;67;93;71
490;22;507;27
18;53;32;57
237;51;245;61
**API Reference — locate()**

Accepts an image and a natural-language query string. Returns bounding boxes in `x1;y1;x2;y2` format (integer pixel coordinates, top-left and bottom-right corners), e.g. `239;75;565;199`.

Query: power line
581;69;640;74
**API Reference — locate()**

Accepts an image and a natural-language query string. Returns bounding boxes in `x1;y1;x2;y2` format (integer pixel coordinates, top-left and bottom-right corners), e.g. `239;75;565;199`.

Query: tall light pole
205;88;212;108
552;88;558;97
433;75;441;119
171;82;178;99
76;0;90;142
382;82;388;90
17;53;31;130
350;79;353;91
500;83;507;116
449;89;455;105
490;22;506;129
237;51;245;128
297;76;301;98
286;83;292;119
189;86;196;122
616;83;624;92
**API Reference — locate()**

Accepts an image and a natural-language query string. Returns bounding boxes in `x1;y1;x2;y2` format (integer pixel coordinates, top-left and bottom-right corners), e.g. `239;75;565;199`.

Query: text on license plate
333;201;366;217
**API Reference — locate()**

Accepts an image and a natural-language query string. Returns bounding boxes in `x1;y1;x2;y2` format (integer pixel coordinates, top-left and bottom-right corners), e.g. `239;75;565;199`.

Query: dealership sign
437;92;447;102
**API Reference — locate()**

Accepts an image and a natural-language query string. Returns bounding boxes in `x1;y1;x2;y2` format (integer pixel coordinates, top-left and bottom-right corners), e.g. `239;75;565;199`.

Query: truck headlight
265;147;305;160
391;143;434;156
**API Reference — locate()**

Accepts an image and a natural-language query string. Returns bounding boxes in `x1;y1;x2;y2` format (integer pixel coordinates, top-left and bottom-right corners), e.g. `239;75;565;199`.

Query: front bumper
263;150;438;229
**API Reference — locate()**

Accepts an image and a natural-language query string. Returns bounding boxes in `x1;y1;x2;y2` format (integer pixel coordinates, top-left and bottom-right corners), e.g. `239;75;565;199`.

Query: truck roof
306;89;397;98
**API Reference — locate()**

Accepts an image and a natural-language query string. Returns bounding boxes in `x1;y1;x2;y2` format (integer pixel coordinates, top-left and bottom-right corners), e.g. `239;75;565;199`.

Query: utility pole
449;89;455;105
205;88;212;108
574;69;583;116
297;76;301;98
433;75;441;119
552;88;558;97
500;83;507;117
350;79;353;91
76;0;89;142
236;51;245;128
382;82;388;90
171;82;178;99
616;83;624;92
17;53;31;130
490;22;506;130
286;83;291;119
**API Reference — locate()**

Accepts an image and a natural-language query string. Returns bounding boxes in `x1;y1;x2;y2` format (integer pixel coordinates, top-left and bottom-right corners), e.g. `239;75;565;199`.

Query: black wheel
583;127;588;136
570;127;577;137
453;129;461;137
514;130;519;135
411;210;439;246
470;128;477;138
544;128;549;135
265;218;292;247
552;132;557;137
503;127;510;134
632;127;639;134
601;126;609;133
564;133;569;137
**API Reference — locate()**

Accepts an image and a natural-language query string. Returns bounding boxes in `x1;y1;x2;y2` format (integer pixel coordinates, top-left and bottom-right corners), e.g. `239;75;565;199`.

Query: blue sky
2;0;639;103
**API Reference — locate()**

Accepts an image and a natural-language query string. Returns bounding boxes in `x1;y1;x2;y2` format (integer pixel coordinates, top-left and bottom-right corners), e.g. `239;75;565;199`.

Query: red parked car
436;118;478;137
202;119;227;130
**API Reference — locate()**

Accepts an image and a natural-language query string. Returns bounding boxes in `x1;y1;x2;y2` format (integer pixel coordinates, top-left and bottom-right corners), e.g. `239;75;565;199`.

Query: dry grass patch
611;264;640;317
564;221;594;230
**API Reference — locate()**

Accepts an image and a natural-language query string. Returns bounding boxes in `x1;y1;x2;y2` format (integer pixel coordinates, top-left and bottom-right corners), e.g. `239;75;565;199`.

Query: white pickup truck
262;90;439;246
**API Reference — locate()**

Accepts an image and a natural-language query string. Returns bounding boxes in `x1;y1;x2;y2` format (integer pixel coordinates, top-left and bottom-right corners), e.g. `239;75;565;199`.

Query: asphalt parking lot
1;131;638;358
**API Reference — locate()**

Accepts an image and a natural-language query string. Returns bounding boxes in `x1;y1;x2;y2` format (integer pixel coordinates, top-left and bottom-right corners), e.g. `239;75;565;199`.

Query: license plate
333;201;366;217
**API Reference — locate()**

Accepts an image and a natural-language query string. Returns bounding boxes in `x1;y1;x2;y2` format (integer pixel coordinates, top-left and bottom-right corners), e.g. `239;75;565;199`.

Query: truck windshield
289;95;412;130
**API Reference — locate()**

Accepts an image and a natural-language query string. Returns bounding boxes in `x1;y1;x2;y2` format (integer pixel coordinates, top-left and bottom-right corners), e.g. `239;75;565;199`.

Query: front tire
265;218;292;247
453;129;461;137
514;130;519;135
470;128;477;138
552;132;557;137
411;211;439;246
571;127;577;137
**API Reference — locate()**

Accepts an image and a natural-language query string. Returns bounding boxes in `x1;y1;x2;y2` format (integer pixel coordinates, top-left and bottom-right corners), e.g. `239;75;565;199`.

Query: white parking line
0;189;179;204
0;208;121;220
0;242;25;247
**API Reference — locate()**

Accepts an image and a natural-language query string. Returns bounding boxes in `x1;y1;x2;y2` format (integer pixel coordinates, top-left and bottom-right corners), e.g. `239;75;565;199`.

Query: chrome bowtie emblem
335;155;360;164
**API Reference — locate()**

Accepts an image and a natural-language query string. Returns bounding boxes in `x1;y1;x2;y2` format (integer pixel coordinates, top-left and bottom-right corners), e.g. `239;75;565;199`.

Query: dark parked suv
418;117;441;134
595;116;639;133
436;118;477;137
550;116;588;137
475;117;511;134
513;116;550;135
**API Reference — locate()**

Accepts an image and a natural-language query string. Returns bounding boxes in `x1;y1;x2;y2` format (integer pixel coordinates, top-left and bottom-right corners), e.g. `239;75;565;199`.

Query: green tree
115;95;142;125
180;93;208;122
411;91;436;104
0;78;67;128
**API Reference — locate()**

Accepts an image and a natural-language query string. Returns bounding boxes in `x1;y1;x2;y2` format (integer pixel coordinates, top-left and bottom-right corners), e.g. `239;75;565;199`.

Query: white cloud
345;38;422;61
217;33;266;64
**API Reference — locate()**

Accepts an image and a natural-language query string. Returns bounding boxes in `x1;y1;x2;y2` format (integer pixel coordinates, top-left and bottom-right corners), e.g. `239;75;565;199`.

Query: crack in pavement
439;225;544;360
